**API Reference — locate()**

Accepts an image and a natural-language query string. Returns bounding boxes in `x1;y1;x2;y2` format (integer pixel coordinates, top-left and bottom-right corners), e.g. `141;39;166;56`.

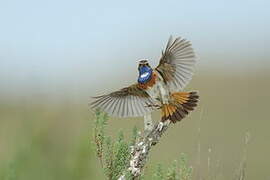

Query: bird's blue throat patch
138;66;153;83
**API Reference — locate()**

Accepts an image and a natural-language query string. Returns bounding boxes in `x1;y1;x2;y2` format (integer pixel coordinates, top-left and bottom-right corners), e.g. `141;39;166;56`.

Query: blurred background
0;0;269;179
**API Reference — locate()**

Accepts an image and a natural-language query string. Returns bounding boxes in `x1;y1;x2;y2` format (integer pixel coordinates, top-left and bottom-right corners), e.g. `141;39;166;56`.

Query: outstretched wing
156;36;196;92
90;84;155;118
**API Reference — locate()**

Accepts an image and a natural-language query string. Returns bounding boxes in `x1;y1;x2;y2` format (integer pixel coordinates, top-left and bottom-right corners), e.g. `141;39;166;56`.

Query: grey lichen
93;109;185;180
121;119;171;179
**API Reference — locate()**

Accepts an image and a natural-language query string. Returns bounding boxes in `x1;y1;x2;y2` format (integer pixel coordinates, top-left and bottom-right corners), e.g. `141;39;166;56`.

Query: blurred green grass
0;70;269;180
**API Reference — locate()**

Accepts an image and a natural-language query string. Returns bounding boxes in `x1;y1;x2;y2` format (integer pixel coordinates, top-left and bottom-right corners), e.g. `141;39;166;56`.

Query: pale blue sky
0;0;269;99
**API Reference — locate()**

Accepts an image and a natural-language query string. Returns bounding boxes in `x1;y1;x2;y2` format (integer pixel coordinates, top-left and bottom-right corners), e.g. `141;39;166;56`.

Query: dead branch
119;114;171;179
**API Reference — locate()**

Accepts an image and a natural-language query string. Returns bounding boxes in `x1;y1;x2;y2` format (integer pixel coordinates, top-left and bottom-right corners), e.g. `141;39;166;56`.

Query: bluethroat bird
91;36;199;123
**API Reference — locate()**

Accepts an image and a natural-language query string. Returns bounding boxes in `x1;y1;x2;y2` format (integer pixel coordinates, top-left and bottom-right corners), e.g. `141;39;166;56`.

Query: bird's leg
144;113;153;133
157;122;164;131
157;120;170;131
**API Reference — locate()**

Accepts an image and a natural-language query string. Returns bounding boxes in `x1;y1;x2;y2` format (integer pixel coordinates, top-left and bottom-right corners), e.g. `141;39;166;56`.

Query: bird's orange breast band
138;71;157;89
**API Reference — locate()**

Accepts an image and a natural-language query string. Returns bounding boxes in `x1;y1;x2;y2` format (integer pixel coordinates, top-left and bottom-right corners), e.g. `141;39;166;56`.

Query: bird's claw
145;103;161;109
157;122;164;131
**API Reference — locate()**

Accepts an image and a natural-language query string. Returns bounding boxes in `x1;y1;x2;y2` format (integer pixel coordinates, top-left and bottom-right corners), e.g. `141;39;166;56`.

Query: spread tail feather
161;92;199;123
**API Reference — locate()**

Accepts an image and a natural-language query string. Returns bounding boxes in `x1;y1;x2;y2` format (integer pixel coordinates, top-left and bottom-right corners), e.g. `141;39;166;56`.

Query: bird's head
137;59;152;83
138;59;151;68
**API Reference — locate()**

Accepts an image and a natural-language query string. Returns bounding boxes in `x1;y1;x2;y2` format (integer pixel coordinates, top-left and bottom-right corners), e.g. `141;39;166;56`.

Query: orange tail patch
161;92;199;123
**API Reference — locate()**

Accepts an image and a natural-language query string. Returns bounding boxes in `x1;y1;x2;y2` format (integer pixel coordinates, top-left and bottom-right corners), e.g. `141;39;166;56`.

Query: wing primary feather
133;96;142;115
169;38;187;52
175;73;189;88
169;74;182;89
98;96;114;111
177;41;192;51
175;51;195;59
172;58;196;65
120;97;125;117
172;40;190;52
129;96;134;116
110;97;121;115
122;97;127;117
105;97;117;115
179;72;192;84
125;97;129;117
100;96;112;110
117;98;124;117
175;51;194;60
126;97;131;117
123;97;129;117
176;65;194;75
174;47;194;55
129;96;135;116
102;97;115;114
126;96;132;117
177;54;195;59
165;35;174;50
168;37;181;52
138;97;146;115
170;74;179;88
134;96;144;115
131;96;139;116
174;72;188;88
111;97;121;116
91;96;110;108
92;95;106;99
90;96;104;106
128;96;134;117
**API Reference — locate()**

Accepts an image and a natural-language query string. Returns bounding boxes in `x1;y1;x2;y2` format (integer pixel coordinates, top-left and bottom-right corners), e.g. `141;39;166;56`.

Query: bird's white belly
145;76;170;104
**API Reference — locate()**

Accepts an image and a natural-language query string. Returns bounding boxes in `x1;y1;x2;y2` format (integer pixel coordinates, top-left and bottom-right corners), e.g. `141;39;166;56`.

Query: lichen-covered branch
94;110;172;180
119;115;171;180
